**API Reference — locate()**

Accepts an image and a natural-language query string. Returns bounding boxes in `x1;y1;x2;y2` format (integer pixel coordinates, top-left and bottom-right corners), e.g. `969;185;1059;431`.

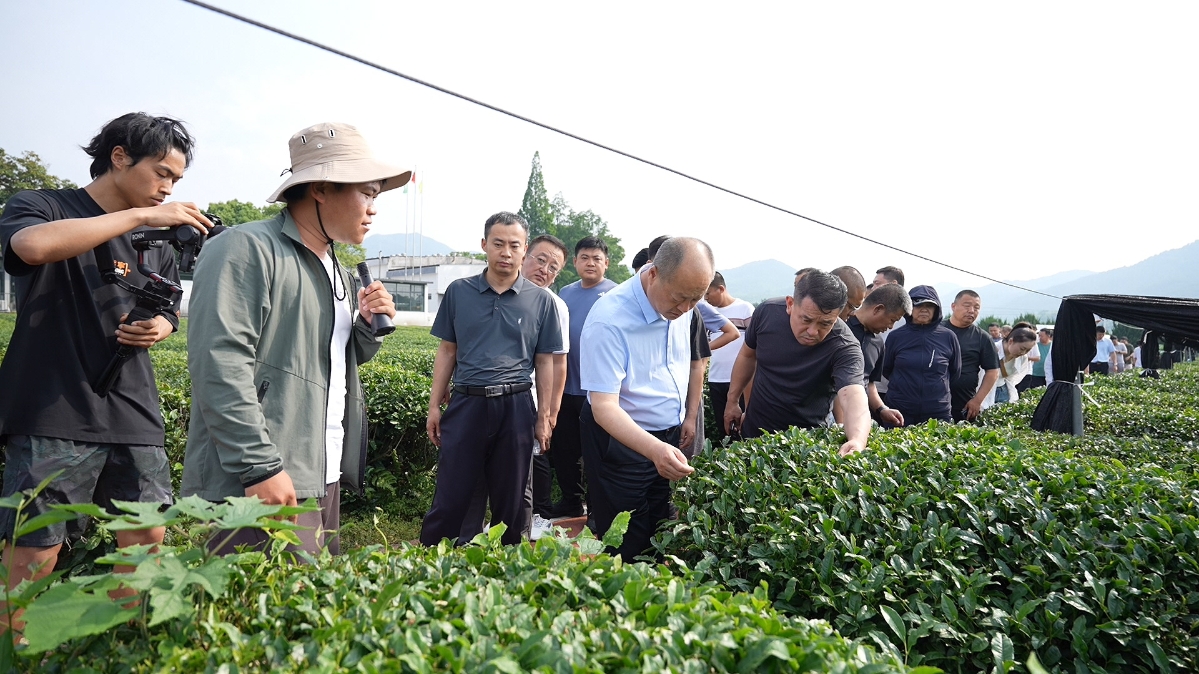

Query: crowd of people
0;112;1157;631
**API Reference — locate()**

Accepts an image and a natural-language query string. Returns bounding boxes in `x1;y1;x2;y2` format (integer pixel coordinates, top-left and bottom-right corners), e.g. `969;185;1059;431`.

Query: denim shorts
0;435;172;547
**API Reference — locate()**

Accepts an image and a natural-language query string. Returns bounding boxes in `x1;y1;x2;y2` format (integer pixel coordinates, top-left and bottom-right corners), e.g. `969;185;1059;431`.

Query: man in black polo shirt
421;212;562;546
944;289;999;421
841;283;910;427
725;271;870;456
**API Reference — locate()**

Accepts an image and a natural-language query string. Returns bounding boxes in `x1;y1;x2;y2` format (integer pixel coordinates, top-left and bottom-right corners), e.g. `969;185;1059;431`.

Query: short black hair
1039;328;1053;337
988;322;1000;329
530;234;568;261
574;236;609;257
83;112;195;179
830;265;865;297
647;235;671;261
631;248;650;272
954;289;980;302
794;267;818;279
862;283;911;315
875;266;905;285
793;270;847;313
709;271;726;289
484;211;529;238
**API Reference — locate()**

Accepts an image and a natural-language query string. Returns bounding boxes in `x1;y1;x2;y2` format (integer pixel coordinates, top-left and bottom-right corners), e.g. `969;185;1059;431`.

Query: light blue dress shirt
580;274;692;431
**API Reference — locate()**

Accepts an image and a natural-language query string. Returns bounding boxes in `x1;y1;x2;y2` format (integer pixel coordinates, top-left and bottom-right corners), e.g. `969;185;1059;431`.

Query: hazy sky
3;1;1196;289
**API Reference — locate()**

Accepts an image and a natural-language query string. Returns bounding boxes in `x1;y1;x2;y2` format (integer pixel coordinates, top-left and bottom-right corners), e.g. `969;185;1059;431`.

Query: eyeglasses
531;254;562;276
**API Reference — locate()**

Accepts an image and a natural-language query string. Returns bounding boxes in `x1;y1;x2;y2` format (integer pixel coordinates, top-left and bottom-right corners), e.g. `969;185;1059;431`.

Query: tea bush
28;524;917;673
981;367;1199;444
654;421;1199;672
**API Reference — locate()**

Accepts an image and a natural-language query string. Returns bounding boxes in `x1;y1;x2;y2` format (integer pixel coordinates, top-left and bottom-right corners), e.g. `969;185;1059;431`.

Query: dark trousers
460;447;535;542
580;402;679;562
951;389;973;422
1089;362;1110;375
548;393;587;513
531;453;554;517
707;381;745;440
1017;375;1045;393
209;481;341;558
421;390;534;546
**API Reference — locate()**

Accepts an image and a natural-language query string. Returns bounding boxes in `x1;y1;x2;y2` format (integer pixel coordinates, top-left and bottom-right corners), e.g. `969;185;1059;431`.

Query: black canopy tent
1031;294;1199;434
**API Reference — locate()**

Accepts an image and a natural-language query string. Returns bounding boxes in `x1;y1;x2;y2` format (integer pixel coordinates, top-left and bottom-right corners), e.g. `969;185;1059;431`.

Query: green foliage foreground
655;367;1199;673
5;500;916;674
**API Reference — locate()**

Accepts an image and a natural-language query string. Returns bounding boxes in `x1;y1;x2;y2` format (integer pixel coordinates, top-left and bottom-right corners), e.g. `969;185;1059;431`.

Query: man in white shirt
703;272;754;442
1089;325;1117;375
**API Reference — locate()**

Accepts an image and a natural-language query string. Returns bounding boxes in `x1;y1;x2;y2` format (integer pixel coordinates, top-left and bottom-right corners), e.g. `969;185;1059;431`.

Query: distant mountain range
720;239;1199;319
361;232;454;257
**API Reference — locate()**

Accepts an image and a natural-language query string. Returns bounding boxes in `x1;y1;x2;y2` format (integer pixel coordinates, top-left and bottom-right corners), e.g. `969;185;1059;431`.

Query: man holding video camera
183;122;401;557
0;113;211;609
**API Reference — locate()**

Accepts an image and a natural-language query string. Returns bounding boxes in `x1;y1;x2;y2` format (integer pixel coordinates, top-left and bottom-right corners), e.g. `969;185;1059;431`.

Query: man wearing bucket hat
183;122;403;556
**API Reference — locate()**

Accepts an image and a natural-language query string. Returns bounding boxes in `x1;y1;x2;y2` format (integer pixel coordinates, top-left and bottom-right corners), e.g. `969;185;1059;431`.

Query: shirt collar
632;271;664;324
471;269;526;295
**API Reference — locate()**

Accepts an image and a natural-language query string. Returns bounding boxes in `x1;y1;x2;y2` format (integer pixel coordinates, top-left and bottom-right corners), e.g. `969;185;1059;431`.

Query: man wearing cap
421;212;561;547
183;122;401;556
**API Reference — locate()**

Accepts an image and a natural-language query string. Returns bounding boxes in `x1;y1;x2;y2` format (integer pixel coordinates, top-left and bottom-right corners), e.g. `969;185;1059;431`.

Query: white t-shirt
1133;345;1142;367
321;255;354;485
1093;335;1116;364
707;298;755;383
530;288;570;411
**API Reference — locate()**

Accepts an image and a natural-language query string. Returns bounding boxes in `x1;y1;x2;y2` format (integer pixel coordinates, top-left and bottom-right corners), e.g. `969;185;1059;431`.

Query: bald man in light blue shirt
579;237;714;561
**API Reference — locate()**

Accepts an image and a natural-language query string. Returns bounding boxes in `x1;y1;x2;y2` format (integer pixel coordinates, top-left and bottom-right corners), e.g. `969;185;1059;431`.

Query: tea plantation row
2;313;1196;672
656;367;1199;673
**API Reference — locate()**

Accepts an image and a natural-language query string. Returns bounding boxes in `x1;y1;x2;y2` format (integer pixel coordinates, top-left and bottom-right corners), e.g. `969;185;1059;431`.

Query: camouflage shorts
0;435;172;547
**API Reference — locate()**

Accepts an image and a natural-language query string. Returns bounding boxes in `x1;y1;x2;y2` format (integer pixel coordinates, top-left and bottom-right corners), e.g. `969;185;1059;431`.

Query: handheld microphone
356;262;395;337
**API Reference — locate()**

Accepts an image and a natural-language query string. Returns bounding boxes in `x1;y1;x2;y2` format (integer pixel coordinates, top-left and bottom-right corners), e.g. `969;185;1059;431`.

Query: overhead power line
179;0;1061;300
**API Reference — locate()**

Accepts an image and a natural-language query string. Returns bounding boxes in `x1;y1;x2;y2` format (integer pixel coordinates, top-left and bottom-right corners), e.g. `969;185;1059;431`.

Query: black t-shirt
847;315;884;384
944;320;999;404
741;298;864;436
0;189;180;445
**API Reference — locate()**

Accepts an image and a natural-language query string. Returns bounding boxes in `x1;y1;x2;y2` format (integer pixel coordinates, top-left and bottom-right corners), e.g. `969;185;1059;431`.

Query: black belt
453;382;533;397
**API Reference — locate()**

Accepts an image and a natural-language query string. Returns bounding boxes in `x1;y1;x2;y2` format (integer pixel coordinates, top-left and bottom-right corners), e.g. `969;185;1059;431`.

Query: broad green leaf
1146;639;1171;673
991;632;1014;672
602;511;631;550
880;604;906;644
211;497;318;529
14;509;86;540
22;583;138;652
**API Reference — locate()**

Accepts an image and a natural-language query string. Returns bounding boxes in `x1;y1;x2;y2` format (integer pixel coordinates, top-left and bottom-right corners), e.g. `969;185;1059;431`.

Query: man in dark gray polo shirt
421;212;562;546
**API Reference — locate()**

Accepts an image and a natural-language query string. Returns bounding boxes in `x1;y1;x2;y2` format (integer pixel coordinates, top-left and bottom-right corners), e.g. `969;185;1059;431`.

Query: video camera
91;214;226;396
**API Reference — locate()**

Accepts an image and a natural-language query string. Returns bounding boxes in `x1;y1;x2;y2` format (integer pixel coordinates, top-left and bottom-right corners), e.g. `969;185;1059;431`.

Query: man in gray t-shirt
725;271;870;456
420;212;561;547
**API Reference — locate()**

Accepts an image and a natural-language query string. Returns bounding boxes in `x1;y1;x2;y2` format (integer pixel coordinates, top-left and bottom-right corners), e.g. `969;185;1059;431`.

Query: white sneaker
530;514;554;541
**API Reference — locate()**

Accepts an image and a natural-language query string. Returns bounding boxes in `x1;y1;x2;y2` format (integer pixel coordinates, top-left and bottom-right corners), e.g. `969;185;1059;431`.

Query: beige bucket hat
267;122;412;203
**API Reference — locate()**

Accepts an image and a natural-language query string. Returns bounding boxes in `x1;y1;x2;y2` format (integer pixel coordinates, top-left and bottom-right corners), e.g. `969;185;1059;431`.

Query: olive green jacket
182;211;382;501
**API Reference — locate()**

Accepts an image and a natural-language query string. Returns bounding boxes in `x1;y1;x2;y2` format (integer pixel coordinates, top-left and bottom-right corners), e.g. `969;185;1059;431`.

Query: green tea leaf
22;583;138;652
880;604;906;644
602;511;631;550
